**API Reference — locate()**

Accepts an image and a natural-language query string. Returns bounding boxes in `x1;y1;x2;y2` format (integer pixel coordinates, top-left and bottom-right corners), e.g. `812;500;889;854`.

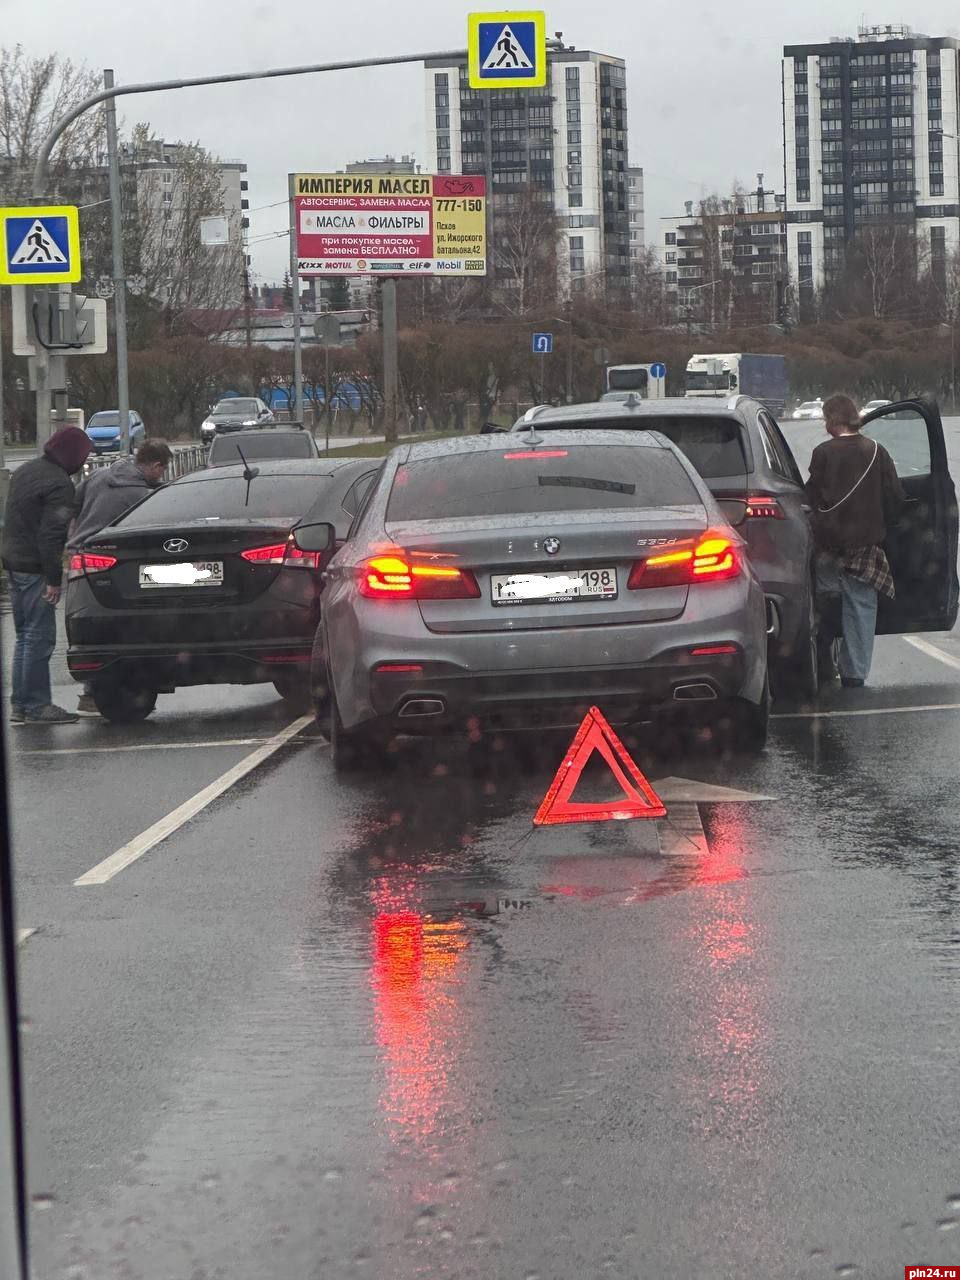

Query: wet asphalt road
9;419;960;1280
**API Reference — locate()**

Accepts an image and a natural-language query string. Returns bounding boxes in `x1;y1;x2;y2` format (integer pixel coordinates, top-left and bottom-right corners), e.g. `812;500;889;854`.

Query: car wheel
329;680;389;773
776;585;819;700
309;629;331;728
272;673;311;710
90;680;158;724
707;675;770;756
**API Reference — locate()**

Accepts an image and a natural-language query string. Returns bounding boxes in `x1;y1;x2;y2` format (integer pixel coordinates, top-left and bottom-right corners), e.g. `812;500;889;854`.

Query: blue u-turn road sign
532;332;553;354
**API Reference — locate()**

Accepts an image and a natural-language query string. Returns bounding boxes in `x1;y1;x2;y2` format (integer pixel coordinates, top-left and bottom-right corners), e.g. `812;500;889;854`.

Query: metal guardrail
81;443;208;482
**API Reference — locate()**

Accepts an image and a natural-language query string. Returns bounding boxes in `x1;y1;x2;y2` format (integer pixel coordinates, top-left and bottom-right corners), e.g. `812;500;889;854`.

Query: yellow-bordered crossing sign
0;205;81;285
468;12;547;89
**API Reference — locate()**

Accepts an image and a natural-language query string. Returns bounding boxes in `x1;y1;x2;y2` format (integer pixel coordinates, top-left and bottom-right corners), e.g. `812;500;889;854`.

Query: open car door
860;397;958;634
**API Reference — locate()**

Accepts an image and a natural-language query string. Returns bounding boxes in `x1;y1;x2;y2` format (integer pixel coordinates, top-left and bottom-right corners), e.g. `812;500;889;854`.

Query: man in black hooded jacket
2;426;91;723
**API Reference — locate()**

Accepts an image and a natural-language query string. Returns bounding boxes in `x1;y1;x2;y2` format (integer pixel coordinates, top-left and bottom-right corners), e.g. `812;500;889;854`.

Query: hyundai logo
163;538;190;554
543;537;561;555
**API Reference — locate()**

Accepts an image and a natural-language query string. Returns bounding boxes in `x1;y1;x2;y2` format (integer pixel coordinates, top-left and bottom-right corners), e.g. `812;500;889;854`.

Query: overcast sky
11;0;960;283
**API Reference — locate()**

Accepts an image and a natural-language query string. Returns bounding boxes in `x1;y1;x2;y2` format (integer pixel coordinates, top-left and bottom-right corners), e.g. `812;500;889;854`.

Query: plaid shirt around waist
836;544;896;599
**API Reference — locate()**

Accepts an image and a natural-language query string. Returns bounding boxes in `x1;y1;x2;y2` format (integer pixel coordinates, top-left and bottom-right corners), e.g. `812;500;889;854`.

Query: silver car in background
317;431;769;770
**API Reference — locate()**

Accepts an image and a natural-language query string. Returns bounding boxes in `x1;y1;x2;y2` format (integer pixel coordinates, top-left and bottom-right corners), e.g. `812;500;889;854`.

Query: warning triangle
481;24;534;71
10;220;67;266
533;706;666;827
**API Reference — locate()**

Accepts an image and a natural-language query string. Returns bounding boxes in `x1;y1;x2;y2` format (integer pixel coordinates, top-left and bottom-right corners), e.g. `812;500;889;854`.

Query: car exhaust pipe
398;698;446;718
673;682;718;701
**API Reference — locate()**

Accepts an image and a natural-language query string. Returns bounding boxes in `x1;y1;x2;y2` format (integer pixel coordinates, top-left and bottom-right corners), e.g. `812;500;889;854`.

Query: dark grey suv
514;396;958;695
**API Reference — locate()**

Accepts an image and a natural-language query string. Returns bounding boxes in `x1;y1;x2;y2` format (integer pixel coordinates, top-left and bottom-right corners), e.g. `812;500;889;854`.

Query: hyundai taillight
627;529;741;589
68;552;118;579
358;555;480;600
240;542;322;569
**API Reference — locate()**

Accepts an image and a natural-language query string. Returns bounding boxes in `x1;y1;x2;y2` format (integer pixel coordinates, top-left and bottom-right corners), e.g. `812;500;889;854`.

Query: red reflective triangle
533;705;666;826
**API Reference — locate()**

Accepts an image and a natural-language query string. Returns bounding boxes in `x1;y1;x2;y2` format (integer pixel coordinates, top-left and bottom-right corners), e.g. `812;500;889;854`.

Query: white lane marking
774;701;960;720
73;715;313;886
16;737;276;757
903;634;960;674
658;802;708;856
655;776;774;803
16;929;36;946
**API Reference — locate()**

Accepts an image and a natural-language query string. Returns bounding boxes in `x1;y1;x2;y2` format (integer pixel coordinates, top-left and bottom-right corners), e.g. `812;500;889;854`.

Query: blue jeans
8;572;56;713
816;555;878;682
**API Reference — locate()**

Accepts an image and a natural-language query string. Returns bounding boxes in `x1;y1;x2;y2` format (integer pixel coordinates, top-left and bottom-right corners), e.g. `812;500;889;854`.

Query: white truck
684;353;786;416
602;363;667;400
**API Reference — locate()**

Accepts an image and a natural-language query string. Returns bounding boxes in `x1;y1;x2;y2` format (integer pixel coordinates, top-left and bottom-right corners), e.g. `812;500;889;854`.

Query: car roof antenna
523;424;544;446
234;444;260;507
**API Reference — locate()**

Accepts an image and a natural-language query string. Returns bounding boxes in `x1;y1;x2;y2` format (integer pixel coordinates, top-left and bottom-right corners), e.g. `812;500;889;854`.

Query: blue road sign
0;205;81;284
650;362;667;379
532;332;553;354
468;12;547;89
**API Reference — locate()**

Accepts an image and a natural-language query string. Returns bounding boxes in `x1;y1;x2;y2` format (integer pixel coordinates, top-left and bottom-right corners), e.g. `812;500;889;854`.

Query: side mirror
717;498;748;528
293;521;335;553
729;375;738;389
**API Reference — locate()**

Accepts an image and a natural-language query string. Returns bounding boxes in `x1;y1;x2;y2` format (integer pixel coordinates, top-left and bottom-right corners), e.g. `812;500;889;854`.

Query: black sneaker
840;677;865;689
75;694;100;717
9;706;25;725
24;704;80;725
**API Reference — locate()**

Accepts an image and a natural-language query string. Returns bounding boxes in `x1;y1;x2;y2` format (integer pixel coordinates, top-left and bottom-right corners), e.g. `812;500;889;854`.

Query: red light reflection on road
685;807;770;1144
369;895;468;1148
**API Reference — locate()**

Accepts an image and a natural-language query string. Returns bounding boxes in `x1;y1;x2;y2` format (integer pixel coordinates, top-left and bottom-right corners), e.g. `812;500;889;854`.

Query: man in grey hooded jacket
69;438;172;714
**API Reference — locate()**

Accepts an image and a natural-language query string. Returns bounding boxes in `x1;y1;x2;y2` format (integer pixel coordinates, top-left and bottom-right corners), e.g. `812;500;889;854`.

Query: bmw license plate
139;561;224;589
491;567;617;606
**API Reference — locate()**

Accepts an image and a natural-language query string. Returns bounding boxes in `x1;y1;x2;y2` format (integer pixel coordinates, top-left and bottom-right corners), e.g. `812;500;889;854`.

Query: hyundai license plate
491;567;617;606
139;561;224;589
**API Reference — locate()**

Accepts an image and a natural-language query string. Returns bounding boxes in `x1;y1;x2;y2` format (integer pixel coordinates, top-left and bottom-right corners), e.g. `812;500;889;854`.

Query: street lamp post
30;41;567;449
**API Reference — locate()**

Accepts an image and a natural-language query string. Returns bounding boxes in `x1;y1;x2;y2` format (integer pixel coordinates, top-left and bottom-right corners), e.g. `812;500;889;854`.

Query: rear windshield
208;434;314;465
212;399;259;415
88;412;121;426
537;415;748;479
387;445;700;521
607;367;648;391
117;476;331;526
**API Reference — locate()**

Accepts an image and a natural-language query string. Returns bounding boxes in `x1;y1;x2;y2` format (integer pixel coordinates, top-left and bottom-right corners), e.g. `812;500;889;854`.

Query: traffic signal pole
29;38;563;452
103;70;131;453
29;47;481;452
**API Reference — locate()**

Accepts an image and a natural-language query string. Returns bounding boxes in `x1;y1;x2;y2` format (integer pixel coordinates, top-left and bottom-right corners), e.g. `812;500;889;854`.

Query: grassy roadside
321;433;452;458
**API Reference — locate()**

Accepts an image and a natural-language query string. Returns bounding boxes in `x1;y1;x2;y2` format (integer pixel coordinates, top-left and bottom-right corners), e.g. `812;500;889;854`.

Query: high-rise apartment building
627;165;645;260
782;25;960;311
656;183;787;325
424;48;632;297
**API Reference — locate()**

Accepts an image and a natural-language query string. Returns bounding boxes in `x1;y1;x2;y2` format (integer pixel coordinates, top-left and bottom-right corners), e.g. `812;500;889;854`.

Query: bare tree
0;45;101;200
491;193;560;316
125;127;245;329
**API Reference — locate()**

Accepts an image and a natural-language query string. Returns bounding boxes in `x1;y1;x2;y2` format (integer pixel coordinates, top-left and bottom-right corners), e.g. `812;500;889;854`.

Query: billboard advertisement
292;173;487;276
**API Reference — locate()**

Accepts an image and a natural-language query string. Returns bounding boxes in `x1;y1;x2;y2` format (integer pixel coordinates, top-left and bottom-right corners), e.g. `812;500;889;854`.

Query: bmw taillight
240;542;323;569
68;552;118;579
358;555;480;600
627;529;741;589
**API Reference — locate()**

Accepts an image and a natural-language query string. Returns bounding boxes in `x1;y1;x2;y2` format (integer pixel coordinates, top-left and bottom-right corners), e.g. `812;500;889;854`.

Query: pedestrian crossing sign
468;11;547;89
0;205;81;284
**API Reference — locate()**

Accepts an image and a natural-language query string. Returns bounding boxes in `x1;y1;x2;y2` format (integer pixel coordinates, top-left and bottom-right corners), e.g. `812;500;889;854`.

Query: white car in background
791;400;824;421
861;399;893;415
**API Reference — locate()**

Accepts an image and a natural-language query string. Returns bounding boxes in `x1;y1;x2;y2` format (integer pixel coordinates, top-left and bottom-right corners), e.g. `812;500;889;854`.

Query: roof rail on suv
520;405;551;423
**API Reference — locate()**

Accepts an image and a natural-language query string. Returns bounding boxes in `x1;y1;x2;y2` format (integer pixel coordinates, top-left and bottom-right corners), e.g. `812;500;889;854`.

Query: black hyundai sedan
65;458;379;721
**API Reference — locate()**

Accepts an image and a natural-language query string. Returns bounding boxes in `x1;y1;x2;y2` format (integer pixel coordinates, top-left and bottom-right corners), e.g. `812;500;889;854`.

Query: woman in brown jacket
806;394;905;687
